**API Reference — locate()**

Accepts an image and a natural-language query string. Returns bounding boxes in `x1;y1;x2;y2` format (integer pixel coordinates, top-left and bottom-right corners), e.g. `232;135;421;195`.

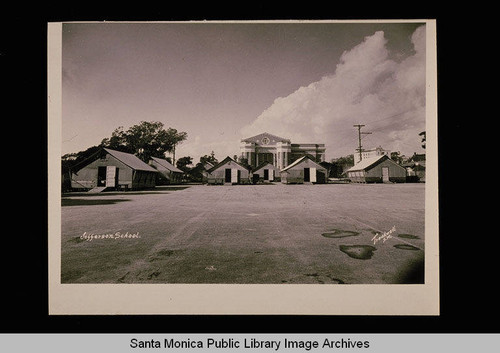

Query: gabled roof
253;161;276;172
202;161;215;170
150;156;184;173
363;145;390;153
402;161;426;169
281;155;325;172
410;153;426;162
319;161;334;167
281;156;307;172
345;154;404;172
207;156;250;173
241;132;290;144
103;148;158;172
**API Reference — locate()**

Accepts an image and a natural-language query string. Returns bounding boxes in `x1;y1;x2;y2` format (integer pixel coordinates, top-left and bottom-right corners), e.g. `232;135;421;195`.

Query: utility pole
353;124;372;162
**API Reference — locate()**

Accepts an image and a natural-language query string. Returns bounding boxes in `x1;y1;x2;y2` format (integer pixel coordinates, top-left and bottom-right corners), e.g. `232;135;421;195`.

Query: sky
62;21;427;162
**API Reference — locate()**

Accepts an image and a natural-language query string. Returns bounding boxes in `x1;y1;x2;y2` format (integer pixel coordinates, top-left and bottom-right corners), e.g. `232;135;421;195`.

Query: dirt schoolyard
61;183;425;284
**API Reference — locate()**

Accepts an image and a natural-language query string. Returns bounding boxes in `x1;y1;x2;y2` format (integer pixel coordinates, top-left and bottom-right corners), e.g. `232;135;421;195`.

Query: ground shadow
321;229;360;238
397;233;420;239
394;244;420;251
61;199;131;207
339;245;377;260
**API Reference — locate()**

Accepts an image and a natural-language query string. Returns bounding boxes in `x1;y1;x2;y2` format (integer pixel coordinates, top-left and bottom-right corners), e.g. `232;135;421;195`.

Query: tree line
63;121;186;169
62;123;426;187
61;121;220;185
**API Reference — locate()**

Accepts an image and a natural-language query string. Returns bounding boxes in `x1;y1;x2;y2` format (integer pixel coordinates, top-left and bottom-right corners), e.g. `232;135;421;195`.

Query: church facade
239;132;326;170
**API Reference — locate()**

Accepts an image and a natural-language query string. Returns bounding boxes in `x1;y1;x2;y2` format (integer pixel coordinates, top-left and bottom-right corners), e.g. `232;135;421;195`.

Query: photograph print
48;20;439;315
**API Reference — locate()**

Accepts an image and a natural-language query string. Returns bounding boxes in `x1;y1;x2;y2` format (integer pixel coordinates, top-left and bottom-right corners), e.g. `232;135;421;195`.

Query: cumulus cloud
175;135;240;164
240;26;426;159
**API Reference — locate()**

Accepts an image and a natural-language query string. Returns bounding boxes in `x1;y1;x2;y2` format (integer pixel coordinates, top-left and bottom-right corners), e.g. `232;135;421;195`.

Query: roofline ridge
241;132;291;143
207;155;251;173
150;156;183;172
103;148;158;172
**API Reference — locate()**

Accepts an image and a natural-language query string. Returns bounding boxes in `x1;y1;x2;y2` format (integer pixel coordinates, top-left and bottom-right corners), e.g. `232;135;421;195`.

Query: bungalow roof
253;161;275;172
207;156;250;173
345;155;404;173
103;148;158;172
150;156;184;173
281;155;325;172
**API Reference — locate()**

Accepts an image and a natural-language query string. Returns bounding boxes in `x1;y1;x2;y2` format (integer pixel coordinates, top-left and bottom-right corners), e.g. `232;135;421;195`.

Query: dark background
2;3;494;334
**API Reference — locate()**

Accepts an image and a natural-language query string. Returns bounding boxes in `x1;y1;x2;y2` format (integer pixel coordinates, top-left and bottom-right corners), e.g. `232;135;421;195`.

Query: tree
419;131;426;149
237;155;249;168
100;126;130;153
63;121;188;190
333;154;354;167
332;154;354;177
189;163;206;182
187;151;219;183
390;151;403;164
176;156;193;172
100;121;188;162
199;151;218;165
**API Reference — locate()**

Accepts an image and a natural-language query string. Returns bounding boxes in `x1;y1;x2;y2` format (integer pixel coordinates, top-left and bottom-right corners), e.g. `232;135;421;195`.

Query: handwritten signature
371;226;396;245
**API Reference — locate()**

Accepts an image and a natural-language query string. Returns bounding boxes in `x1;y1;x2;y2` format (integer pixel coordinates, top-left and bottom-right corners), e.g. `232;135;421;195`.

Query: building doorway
97;166;107;186
98;166;118;187
225;168;232;183
304;168;310;182
231;169;240;184
382;167;390;183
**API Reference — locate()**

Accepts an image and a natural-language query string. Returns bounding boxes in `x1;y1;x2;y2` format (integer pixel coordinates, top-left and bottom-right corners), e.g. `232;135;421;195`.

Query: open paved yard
61;183;425;284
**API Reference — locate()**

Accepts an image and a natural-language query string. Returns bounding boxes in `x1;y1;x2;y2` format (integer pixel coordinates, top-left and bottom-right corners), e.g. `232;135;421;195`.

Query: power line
368;109;415;125
369;112;423;132
353;124;371;162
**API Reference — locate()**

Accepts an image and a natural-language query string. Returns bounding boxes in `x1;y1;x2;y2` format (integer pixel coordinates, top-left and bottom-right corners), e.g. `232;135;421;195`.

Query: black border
4;4;494;335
